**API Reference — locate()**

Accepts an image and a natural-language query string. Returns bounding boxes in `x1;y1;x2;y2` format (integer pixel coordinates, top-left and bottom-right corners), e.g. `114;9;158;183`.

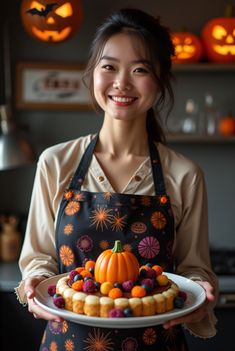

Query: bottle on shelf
200;93;220;136
0;215;22;262
181;98;199;134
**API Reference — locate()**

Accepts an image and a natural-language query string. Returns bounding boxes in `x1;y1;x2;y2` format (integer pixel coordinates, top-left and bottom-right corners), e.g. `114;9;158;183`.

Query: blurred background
0;1;234;350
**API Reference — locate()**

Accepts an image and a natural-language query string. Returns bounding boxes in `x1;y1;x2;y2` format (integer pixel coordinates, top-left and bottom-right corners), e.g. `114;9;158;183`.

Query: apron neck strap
70;133;166;195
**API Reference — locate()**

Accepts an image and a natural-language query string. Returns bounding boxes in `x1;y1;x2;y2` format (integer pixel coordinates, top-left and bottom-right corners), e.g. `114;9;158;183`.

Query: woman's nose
113;76;131;91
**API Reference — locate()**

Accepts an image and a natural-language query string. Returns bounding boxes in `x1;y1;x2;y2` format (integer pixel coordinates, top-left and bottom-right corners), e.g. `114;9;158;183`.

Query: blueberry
174;296;184;309
123;308;133;317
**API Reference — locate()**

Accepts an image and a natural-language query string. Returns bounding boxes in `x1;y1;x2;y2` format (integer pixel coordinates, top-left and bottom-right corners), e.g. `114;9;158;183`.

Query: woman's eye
102;64;114;71
134;67;148;73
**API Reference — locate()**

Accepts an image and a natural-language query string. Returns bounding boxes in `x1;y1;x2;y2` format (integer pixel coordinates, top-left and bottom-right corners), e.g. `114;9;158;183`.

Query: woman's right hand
24;276;63;322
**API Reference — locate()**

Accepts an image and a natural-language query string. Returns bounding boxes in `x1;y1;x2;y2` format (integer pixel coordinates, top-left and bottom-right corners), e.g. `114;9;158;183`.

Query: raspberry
122;280;134;292
82;279;96;293
47;284;56;296
53;297;65;309
108;308;125;318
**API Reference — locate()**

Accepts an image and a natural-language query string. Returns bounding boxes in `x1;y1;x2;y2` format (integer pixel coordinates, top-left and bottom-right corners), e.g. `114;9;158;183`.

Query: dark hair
83;8;175;143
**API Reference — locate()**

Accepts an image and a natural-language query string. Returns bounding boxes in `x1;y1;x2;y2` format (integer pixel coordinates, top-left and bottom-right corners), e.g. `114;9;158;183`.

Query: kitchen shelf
172;63;235;73
166;133;235;144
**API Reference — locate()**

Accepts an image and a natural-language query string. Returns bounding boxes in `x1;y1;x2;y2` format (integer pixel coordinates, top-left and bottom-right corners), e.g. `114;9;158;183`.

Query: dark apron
40;135;188;351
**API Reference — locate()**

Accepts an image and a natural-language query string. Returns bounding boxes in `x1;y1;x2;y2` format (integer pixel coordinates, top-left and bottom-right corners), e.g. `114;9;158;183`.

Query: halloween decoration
172;31;203;63
20;0;83;43
94;240;140;284
201;5;235;62
218;114;235;135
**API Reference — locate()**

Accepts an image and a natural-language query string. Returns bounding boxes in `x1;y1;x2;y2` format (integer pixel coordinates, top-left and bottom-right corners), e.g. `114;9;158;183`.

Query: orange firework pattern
64;223;74;235
150;211;167;230
50;341;58;351
65;201;80;216
59;245;74;266
83;328;114;351
110;213;127;231
123;243;132;252
90;207;113;230
64;339;74;351
74;192;85;201
143;328;157;345
62;320;68;334
141;196;151;206
99;240;109;250
103;192;113;200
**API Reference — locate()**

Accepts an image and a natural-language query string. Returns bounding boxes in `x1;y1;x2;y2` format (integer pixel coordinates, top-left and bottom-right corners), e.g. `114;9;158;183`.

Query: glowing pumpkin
20;0;83;43
201;5;235;62
94;240;140;284
172;32;203;63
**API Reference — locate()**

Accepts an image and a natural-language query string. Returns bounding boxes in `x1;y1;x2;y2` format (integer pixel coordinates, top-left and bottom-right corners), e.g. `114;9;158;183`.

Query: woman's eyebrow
100;55;151;65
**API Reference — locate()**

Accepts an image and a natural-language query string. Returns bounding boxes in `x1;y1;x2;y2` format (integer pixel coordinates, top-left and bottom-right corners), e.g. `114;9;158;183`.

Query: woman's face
93;32;158;123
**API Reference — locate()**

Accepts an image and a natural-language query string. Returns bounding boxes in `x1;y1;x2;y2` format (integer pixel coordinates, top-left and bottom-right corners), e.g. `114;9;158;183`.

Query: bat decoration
26;3;57;17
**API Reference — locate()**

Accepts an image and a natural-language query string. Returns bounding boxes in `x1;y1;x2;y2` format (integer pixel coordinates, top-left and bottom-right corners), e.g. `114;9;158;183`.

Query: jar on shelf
200;93;220;136
181;99;199;134
0;215;22;262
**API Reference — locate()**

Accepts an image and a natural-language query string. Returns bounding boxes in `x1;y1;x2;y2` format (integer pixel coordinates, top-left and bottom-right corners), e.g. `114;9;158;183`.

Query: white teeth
112;96;134;102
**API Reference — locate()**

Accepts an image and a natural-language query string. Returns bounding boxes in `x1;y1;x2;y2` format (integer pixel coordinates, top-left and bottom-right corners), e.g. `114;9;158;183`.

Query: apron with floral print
40;134;188;351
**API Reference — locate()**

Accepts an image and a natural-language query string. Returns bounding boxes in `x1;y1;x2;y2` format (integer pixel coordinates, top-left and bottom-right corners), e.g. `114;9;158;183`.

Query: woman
16;8;218;350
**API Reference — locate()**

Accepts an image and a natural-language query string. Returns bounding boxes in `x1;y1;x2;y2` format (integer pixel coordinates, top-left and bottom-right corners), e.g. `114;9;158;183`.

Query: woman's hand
24;275;63;322
163;280;215;329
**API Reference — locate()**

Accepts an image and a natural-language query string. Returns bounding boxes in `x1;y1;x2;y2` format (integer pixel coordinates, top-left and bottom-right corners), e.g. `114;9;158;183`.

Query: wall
0;0;235;248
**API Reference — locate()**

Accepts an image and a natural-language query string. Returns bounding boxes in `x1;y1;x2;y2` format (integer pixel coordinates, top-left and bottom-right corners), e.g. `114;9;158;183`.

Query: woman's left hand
163;281;215;329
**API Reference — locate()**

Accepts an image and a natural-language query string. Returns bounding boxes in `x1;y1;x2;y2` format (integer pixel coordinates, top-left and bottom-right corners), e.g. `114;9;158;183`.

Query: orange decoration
218;115;235;135
20;0;83;43
160;196;168;204
108;287;123;299
172;31;203;63
201;5;235;62
131;286;146;298
71;280;83;291
152;265;163;276
84;260;96;272
94;240;140;284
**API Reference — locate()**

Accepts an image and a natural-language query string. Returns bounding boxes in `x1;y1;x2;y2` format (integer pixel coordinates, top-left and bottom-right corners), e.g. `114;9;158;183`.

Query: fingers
28;298;63;322
196;281;215;302
24;276;46;299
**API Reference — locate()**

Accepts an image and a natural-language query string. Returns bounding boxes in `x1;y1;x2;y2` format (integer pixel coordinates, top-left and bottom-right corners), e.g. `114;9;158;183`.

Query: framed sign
15;62;92;110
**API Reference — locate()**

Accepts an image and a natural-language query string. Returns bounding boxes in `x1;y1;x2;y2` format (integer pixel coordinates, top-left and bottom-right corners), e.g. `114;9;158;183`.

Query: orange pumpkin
201;5;235;63
94;240;140;284
218;115;235;135
172;32;203;63
20;0;83;43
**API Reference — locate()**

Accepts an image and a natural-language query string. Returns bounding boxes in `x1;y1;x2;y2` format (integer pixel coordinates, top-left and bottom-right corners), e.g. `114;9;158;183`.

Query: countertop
0;262;21;292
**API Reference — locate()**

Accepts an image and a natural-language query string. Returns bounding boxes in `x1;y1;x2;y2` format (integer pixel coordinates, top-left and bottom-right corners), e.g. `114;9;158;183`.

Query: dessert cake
48;240;187;318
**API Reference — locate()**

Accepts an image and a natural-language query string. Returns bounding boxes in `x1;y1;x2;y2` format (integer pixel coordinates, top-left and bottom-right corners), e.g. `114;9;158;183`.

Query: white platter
35;272;206;328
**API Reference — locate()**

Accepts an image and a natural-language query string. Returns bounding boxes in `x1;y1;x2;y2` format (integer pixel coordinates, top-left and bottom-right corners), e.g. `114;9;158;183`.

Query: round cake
49;240;186;318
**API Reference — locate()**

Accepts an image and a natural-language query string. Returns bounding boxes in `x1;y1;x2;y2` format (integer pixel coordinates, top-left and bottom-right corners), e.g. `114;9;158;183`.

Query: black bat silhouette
26;3;57;17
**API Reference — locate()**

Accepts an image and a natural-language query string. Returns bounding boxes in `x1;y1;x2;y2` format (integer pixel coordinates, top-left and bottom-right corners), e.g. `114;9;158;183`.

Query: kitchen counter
0;261;21;292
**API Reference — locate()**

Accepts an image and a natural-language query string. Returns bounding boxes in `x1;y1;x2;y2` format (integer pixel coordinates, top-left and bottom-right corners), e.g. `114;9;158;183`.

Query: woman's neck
97;119;149;157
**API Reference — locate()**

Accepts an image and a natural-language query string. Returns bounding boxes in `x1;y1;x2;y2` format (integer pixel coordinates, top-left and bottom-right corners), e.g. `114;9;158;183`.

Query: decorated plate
35;272;206;328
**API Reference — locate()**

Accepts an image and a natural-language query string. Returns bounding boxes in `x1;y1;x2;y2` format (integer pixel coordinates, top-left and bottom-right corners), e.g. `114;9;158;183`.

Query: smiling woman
20;0;83;43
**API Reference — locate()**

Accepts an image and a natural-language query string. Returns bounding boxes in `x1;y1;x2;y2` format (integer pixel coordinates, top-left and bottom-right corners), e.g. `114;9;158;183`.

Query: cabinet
166;63;235;144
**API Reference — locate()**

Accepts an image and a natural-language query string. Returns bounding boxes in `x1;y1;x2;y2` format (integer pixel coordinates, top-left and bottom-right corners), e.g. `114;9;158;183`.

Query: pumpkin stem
112;240;123;253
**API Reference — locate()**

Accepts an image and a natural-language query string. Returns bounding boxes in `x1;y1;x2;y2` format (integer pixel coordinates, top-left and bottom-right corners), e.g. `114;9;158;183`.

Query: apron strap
148;138;167;195
69;134;166;195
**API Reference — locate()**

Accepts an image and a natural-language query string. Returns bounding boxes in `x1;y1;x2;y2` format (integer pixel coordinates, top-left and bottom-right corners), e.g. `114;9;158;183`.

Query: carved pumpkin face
21;0;83;43
202;17;235;62
172;32;203;63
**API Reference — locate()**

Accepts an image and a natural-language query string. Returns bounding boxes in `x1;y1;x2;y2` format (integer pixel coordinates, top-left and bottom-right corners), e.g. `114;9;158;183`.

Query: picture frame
15;62;92;110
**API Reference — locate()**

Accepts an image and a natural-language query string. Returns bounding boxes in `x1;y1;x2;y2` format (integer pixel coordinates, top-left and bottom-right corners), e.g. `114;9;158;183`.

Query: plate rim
35;272;206;328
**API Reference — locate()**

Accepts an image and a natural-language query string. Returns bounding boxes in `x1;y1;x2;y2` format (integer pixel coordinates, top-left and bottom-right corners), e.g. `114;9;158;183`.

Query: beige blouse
16;134;218;338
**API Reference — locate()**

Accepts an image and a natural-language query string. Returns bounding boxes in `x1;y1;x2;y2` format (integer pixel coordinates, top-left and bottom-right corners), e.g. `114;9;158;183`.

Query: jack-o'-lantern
201;5;235;62
20;0;83;43
172;32;203;63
